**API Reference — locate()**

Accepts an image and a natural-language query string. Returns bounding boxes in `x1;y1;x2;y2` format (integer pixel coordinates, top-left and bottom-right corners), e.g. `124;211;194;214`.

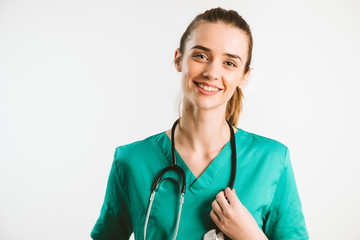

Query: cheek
180;72;193;94
185;59;204;79
228;71;245;87
181;62;203;88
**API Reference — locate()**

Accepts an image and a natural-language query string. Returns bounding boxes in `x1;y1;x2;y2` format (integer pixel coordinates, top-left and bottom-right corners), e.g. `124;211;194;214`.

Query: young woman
91;7;309;240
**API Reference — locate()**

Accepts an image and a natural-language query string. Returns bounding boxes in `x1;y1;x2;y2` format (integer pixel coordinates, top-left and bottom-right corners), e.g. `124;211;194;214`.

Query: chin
192;99;225;111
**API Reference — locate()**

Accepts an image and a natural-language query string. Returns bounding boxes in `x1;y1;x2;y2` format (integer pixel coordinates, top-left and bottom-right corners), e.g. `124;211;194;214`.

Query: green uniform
91;128;309;240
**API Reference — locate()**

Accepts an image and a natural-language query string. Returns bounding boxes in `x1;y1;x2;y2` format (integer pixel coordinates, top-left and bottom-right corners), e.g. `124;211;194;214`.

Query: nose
202;61;220;80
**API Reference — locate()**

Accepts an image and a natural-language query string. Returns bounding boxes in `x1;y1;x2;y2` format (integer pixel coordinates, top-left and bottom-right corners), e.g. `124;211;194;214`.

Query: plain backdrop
1;0;359;239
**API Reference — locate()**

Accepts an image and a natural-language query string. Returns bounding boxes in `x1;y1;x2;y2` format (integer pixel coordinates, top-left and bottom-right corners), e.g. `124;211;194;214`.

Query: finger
225;187;239;205
210;209;221;225
216;191;230;211
211;199;223;217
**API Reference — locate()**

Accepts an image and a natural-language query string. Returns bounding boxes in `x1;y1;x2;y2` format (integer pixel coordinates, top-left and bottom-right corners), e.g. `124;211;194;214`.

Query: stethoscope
144;118;237;240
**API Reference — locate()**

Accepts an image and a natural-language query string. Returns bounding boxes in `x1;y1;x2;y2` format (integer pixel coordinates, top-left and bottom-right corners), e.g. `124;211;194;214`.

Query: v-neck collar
154;127;248;197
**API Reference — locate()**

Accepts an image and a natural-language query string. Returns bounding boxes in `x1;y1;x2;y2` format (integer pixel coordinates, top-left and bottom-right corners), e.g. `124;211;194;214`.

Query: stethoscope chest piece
203;229;225;240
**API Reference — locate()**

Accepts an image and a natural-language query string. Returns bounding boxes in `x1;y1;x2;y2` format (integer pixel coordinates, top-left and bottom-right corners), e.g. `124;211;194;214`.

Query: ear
237;68;251;88
174;48;182;72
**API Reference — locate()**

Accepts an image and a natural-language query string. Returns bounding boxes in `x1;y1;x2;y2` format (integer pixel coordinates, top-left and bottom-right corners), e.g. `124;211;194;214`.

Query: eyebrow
190;45;242;62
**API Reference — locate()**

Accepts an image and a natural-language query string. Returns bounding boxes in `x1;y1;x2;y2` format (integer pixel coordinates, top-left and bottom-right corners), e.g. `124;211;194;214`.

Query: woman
91;7;309;240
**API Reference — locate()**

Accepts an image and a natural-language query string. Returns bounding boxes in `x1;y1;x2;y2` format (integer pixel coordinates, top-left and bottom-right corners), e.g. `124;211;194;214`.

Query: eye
193;53;208;61
224;61;237;68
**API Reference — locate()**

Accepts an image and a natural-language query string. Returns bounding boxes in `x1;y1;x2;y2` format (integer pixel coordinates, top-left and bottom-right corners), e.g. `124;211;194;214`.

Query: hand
210;187;268;240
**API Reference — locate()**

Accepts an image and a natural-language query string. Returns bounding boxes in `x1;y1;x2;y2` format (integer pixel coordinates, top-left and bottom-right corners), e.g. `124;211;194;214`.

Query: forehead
186;22;248;57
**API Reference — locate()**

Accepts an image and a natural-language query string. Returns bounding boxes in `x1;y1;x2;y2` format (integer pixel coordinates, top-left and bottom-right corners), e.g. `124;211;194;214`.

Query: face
175;22;250;112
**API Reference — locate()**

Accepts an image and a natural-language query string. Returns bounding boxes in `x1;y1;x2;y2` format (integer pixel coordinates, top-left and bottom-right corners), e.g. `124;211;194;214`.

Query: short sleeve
91;148;133;240
264;148;309;240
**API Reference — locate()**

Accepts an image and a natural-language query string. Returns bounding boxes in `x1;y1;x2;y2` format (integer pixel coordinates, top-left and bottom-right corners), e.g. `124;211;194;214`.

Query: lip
194;81;223;90
193;81;223;96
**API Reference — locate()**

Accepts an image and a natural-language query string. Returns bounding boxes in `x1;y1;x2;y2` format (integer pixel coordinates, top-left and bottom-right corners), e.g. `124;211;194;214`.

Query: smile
194;82;221;92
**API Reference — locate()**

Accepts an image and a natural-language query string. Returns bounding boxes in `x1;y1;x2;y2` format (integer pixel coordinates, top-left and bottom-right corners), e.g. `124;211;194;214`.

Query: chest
177;148;222;179
127;166;275;238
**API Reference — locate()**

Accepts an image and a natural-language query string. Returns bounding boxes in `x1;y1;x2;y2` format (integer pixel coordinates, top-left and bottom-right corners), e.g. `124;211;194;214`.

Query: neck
175;100;233;153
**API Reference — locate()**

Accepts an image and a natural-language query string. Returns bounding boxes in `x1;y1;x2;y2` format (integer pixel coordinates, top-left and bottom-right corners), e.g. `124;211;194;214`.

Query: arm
264;148;308;240
91;149;133;240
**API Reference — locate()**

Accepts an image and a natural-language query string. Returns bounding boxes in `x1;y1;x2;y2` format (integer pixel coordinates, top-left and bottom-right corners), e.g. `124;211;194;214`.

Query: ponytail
226;87;243;126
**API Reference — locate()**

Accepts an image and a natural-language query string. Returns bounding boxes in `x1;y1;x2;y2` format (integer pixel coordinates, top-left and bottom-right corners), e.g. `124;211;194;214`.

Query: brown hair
177;7;253;126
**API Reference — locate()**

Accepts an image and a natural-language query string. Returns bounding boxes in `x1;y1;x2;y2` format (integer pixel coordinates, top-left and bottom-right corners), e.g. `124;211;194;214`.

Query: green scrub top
91;128;309;240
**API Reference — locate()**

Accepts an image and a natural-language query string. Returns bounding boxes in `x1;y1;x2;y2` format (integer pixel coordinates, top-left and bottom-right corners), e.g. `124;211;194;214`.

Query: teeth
198;83;219;92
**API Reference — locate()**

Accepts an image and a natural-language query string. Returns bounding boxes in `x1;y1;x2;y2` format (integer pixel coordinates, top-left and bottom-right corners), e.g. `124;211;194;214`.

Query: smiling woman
174;22;250;121
91;7;309;240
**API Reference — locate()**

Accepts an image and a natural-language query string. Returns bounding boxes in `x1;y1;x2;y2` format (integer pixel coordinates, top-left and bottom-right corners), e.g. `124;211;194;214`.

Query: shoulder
112;131;167;168
237;128;288;153
114;132;163;159
110;132;169;187
235;128;289;168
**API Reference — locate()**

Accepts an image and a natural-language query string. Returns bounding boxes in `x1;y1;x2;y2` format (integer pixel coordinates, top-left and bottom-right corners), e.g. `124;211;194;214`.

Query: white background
1;0;359;239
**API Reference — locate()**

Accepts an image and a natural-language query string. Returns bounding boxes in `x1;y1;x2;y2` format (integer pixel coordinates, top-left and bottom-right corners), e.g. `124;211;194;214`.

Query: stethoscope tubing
144;118;237;240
